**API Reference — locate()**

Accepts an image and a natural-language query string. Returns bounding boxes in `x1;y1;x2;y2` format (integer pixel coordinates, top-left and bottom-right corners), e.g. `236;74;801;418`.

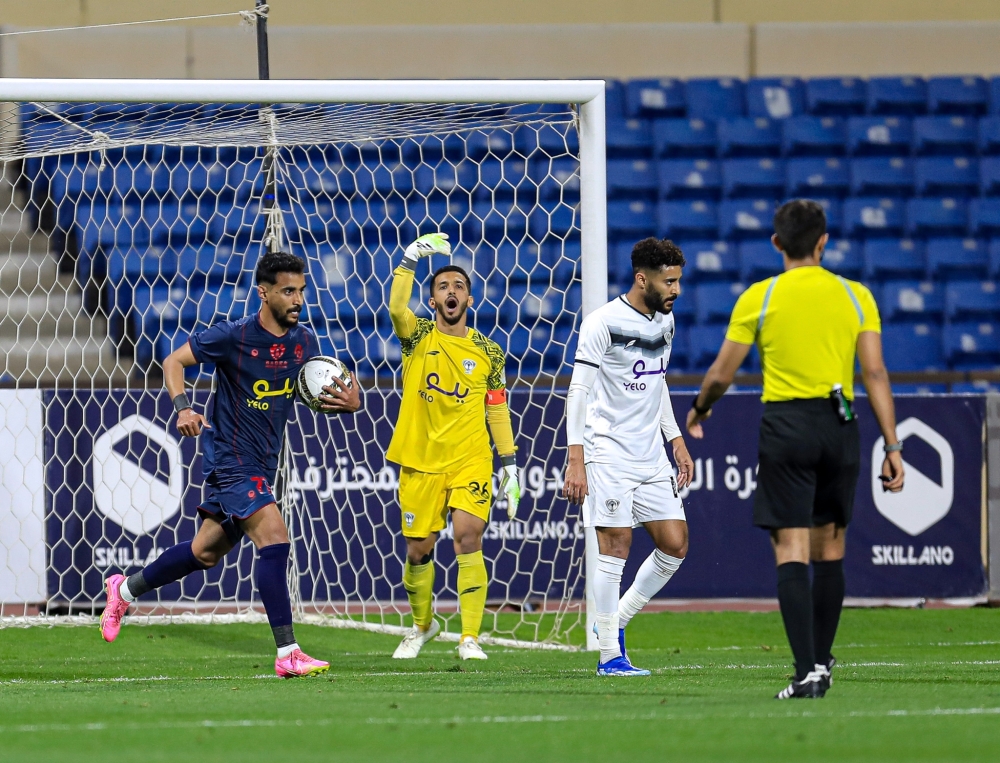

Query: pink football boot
274;648;330;678
99;574;129;643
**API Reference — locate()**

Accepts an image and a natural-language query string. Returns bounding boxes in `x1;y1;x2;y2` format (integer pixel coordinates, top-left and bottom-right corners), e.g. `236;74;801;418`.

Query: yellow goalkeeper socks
457;550;488;640
403;559;435;630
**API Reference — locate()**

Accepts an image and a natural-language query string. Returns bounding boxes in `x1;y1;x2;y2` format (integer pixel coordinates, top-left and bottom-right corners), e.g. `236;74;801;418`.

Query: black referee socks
776;561;815;681
812;559;845;667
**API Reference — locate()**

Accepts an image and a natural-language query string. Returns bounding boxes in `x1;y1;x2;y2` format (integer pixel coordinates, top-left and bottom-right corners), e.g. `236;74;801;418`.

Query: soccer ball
296;355;353;413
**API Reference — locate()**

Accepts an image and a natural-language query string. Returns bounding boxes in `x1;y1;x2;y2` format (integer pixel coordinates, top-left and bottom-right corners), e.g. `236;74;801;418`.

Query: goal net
0;79;607;649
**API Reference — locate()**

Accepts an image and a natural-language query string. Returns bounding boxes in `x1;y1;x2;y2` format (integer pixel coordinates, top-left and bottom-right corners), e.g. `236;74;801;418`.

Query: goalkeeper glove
499;461;521;520
402;232;451;268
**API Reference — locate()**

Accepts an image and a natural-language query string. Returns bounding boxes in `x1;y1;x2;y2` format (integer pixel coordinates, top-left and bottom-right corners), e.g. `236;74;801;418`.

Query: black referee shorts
753;397;861;530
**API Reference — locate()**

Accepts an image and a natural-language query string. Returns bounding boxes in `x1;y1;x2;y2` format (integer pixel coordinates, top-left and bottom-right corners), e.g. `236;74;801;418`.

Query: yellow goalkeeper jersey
386;266;512;474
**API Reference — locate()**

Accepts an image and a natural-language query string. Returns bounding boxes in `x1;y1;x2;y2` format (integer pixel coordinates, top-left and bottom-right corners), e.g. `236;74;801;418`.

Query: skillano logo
871;417;954;536
92;415;183;535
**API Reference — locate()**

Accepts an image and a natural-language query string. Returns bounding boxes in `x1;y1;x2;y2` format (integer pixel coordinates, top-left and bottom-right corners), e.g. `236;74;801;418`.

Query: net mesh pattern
0;101;587;646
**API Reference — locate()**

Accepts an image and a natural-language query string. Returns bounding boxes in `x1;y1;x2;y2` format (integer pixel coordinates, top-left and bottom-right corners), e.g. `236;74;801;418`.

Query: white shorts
583;460;686;529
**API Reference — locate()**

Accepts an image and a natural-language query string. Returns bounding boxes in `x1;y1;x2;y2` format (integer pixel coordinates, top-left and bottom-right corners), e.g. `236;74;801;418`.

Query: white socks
119;577;136;603
276;642;300;659
594;554;626;663
618;550;684;628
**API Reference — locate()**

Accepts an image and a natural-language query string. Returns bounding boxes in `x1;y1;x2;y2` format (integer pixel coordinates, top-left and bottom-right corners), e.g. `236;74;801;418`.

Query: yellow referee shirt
726;265;881;402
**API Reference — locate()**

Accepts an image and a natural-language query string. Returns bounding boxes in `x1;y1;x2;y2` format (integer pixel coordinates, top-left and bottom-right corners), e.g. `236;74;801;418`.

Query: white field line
2;707;1000;734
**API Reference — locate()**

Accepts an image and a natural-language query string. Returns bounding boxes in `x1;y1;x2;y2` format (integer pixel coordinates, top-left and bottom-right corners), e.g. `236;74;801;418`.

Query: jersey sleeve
725;280;768;346
574;311;610;368
485;338;506;393
853;283;882;334
188;321;233;365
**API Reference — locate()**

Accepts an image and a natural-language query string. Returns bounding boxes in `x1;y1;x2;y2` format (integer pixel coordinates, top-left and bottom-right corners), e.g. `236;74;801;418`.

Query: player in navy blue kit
99;252;361;678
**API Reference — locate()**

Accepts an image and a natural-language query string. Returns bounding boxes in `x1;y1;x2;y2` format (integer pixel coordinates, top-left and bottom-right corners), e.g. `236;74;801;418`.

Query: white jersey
575;296;675;466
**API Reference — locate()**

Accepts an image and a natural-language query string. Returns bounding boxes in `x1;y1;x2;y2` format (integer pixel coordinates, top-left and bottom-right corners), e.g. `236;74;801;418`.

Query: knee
661;539;688;559
193;547;224;568
453;532;482;556
406;537;435;564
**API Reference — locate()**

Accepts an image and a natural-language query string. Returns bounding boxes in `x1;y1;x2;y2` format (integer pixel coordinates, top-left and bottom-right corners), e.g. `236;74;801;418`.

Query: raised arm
390;232;453;339
163;341;210;437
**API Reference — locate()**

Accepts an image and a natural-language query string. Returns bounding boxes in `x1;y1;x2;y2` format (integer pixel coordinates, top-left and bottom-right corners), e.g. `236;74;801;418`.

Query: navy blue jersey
189;314;317;481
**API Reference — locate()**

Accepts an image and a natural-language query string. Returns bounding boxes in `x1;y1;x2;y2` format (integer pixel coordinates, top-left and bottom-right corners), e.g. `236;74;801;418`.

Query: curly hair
631;237;687;274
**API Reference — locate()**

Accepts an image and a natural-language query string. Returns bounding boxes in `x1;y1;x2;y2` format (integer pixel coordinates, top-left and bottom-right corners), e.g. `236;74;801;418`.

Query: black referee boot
775;669;826;700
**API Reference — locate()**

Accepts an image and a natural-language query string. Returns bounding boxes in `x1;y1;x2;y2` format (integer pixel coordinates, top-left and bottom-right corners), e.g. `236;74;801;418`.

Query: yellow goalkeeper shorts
397;459;493;538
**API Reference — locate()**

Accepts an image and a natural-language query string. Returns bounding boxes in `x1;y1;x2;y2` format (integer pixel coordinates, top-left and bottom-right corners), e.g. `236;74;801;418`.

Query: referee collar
618;295;656;322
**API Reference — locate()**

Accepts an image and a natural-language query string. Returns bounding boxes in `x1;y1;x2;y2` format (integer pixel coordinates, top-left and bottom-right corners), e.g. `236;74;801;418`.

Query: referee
685;200;904;699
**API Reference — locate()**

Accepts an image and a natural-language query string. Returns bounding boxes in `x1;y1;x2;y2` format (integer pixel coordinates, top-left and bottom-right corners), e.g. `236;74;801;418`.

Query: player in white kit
563;238;694;676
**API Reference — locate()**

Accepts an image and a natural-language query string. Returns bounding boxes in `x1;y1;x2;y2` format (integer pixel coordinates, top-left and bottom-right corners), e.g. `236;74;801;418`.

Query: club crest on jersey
294;344;304;362
605;499;620;514
266;343;288;369
462;359;477;375
404;512;415;528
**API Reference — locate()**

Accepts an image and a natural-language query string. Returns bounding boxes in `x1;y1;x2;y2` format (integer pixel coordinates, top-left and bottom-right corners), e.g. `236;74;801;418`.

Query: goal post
0;78;606;650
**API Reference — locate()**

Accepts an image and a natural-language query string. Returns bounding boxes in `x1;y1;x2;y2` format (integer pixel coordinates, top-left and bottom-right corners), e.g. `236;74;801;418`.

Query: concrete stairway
0;175;131;384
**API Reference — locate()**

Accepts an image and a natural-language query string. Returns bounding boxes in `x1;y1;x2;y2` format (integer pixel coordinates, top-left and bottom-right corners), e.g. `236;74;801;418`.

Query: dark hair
773;200;827;260
431;264;471;291
256;251;306;285
631;237;686;274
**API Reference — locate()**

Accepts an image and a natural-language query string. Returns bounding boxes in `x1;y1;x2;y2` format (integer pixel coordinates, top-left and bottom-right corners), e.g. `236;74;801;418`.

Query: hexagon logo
871;417;953;536
92;414;183;535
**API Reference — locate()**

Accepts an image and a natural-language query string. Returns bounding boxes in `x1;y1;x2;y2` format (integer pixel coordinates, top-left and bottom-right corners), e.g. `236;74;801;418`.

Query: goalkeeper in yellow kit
386;233;521;661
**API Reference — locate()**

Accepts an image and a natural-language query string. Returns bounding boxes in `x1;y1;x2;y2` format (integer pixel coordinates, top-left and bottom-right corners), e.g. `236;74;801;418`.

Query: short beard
436;303;467;326
273;305;300;329
643;286;672;314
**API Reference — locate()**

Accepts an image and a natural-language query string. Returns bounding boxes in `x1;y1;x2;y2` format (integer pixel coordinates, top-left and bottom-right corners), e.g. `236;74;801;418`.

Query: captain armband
486;388;507;405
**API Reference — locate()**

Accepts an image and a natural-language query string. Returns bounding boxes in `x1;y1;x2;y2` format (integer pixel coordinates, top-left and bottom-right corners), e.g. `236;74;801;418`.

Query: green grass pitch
1;609;999;762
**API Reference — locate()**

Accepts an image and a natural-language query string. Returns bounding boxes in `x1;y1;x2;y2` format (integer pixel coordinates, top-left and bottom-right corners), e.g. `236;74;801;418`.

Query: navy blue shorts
198;470;277;524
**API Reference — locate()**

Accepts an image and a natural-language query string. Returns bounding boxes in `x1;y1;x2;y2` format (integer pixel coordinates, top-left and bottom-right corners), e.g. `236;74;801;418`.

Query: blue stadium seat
863;238;926;280
815;198;844;236
738;239;782;281
969;198;1000;237
991;77;1000;114
746;77;805;119
721;158;785;197
652;119;717;158
679;240;739;281
667;329;690;369
805;78;867;116
905;197;968;236
461;130;515;161
107;246;179;285
951;381;1000;394
606;159;658;199
149;199;222;248
850;157;914;196
821;239;861;277
881;323;945;371
785;157;849;197
880;281;943;322
928;76;988;116
351;161;413;198
991;240;1000;278
926;237;988;278
695;281;746;324
606;119;654;158
781;116;847;156
657;159;721;199
529;202;576;241
530;156;580;201
719;199;775;239
687;325;729;370
624;78;685;118
945;280;1000;319
914;157;978;196
979;117;1000;154
658;200;718;239
847;117;913;156
467;199;529;243
607;199;655;239
892;383;949;395
513;123;579;157
912;116;978;155
944;321;1000;365
670;285;696;323
866;76;928;116
717;117;782;157
684;78;745;120
979;157;1000;194
473;158;531;199
605;80;626;120
843;197;905;237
